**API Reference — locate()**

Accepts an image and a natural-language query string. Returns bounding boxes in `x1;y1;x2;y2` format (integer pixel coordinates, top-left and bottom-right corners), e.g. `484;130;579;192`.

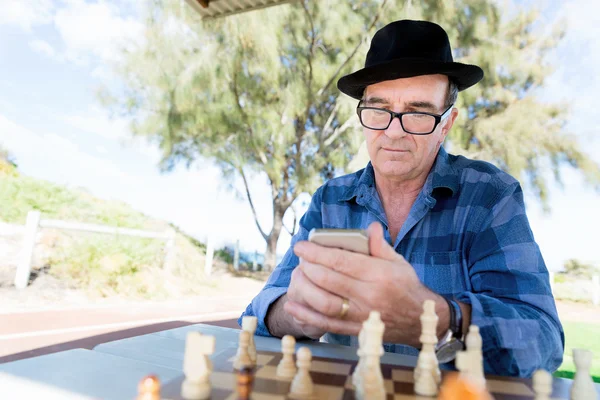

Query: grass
0;168;158;229
0;162;227;298
555;321;600;383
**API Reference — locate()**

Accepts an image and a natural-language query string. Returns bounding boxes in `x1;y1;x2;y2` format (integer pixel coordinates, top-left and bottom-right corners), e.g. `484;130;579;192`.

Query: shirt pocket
405;251;466;296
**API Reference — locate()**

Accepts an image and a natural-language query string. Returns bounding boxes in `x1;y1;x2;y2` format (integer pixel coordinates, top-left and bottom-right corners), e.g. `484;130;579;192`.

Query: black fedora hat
337;20;484;100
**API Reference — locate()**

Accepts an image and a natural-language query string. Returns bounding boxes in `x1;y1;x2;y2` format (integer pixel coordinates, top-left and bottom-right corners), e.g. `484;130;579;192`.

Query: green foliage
103;0;600;265
555;321;600;383
0;144;16;167
0;171;224;298
0;173;157;229
49;235;165;298
215;246;234;265
563;259;600;279
0;144;18;176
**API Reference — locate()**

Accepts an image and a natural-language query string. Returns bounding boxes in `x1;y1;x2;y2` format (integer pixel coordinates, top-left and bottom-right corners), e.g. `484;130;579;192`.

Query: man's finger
288;266;347;318
284;300;362;337
300;260;360;307
367;221;401;261
294;241;370;280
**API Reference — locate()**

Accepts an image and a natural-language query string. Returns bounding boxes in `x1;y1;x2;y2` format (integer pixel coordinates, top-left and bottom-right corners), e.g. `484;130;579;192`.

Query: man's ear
440;107;459;142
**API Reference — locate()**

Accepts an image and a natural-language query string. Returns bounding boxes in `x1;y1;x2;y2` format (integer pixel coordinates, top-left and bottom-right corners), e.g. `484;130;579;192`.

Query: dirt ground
0;267;267;313
556;300;600;324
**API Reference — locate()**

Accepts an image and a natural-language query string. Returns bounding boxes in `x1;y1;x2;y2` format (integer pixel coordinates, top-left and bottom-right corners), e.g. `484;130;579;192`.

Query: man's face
362;74;458;182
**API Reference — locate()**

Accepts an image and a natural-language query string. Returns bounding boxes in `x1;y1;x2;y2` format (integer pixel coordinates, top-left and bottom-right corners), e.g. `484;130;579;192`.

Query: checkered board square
161;348;575;399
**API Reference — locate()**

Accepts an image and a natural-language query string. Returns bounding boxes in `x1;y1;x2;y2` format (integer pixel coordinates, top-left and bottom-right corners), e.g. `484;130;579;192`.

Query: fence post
549;271;555;294
204;236;214;277
234;239;240;271
592;275;599;306
253;250;258;272
14;211;41;289
163;228;176;271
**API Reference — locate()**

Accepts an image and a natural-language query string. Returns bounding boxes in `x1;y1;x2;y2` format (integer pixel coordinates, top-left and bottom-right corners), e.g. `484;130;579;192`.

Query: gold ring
339;298;350;319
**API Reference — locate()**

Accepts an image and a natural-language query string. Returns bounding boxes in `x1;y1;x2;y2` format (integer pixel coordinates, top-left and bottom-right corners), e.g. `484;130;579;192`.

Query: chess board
159;347;581;400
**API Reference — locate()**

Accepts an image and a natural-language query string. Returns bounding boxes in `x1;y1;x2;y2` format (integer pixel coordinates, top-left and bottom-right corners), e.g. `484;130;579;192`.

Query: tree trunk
263;204;285;272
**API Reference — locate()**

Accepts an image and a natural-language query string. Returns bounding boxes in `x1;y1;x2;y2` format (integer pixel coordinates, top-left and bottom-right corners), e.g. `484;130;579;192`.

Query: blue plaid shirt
240;147;564;377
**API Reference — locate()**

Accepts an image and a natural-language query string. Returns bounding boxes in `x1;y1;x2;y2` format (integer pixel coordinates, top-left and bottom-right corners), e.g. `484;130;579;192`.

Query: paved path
0;296;249;363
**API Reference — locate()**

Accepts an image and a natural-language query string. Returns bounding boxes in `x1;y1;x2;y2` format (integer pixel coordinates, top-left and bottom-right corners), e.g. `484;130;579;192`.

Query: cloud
61;108;129;141
0;113;127;181
0;0;55;31
53;0;144;66
28;39;59;59
60;107;163;162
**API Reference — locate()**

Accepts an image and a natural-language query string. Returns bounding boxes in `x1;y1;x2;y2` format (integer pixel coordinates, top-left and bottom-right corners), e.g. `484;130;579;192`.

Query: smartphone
308;228;370;255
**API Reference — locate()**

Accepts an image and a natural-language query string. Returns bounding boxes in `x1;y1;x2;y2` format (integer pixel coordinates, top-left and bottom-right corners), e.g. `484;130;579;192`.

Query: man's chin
375;159;413;177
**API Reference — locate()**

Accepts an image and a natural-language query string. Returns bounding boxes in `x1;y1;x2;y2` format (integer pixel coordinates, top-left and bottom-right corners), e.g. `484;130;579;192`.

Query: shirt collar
339;146;459;203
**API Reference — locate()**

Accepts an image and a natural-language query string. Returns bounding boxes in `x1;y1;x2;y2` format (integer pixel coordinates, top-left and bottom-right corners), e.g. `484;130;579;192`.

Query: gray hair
445;79;458;108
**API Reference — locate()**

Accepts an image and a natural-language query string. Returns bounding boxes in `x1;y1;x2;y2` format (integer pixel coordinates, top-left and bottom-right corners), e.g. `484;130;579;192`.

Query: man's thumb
367;222;399;261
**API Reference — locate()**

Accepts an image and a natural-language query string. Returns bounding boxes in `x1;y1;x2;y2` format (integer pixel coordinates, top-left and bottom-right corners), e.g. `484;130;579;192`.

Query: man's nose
385;115;408;139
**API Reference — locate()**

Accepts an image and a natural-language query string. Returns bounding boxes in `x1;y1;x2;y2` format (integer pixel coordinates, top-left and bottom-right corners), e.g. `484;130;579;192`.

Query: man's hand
284;222;450;347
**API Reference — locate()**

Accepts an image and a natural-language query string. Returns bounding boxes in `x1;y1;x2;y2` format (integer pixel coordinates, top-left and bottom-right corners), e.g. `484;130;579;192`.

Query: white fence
9;211;176;289
549;271;600;306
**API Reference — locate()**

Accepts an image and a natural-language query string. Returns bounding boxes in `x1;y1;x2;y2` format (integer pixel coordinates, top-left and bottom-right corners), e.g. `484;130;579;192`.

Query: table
0;323;417;399
0;323;598;399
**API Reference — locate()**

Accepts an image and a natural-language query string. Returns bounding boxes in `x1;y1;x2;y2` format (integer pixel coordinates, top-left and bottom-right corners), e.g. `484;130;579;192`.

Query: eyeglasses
356;103;454;135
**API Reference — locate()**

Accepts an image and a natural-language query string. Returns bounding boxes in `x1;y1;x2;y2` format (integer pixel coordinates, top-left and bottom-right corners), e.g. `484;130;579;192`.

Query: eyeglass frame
356;102;455;135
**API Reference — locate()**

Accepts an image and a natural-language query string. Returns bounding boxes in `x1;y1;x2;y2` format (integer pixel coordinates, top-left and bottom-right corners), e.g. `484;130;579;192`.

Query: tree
102;0;599;270
562;259;599;279
0;143;17;174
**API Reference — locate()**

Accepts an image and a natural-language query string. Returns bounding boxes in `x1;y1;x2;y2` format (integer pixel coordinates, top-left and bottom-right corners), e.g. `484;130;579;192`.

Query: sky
0;0;599;271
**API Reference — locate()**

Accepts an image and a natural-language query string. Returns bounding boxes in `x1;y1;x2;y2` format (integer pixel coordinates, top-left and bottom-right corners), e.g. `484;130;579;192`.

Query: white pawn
570;349;596;400
242;316;258;366
277;335;297;379
533;369;552;400
233;330;252;370
181;332;215;400
289;347;315;399
466;325;485;387
414;349;439;397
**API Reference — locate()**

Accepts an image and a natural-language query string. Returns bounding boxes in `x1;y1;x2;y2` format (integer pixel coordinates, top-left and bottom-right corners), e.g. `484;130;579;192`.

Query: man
239;20;564;377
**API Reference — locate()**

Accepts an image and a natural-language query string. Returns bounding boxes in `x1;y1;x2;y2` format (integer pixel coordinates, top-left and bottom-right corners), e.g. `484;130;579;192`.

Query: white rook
14;211;41;289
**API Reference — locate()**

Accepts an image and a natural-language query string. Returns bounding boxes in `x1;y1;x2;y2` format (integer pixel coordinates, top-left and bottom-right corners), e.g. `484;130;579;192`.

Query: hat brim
337;58;484;100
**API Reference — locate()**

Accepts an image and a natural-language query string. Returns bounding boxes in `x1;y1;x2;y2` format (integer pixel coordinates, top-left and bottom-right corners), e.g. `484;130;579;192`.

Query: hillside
0;159;251;301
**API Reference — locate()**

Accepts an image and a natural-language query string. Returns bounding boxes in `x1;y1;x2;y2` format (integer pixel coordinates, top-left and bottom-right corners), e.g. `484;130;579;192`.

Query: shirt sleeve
455;181;565;377
238;187;324;337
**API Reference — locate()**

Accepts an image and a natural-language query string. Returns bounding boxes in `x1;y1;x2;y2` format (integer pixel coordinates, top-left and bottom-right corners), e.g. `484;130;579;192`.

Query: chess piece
414;300;441;396
414;349;440;397
137;375;160;400
532;369;552;400
181;332;215;400
465;325;485;388
288;347;315;399
438;372;493;400
360;353;386;400
352;328;365;388
455;349;489;396
234;330;253;370
357;311;385;399
277;335;297;379
570;348;596;400
236;366;254;400
242;316;258;366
